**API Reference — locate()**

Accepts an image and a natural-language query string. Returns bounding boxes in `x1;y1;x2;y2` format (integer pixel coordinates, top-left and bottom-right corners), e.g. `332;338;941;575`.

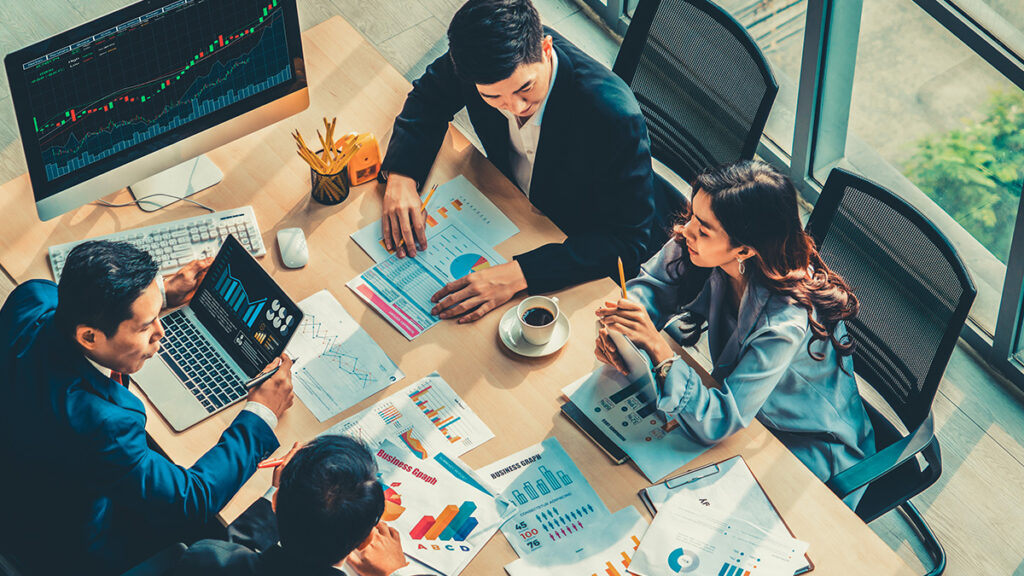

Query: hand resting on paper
595;298;675;369
430;261;528;323
346;522;409;576
381;173;428;258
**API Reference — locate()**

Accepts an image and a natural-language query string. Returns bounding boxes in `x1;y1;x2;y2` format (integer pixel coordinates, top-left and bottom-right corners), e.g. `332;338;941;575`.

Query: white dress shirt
499;50;558;197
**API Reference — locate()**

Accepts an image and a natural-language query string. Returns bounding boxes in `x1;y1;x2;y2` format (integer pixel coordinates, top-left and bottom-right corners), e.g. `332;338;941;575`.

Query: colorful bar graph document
348;224;506;340
322;372;491;460
351;176;519;263
401;373;494;454
627;494;809;576
562;367;709;482
373;440;513;575
504;506;649;576
478;437;610;558
285;290;404;421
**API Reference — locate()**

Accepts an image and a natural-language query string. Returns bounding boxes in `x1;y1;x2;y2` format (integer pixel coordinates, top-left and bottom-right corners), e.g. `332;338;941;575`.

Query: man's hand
381;173;427;258
247;354;295;420
347;522;408;576
163;257;214;308
431;261;528;324
595;299;675;366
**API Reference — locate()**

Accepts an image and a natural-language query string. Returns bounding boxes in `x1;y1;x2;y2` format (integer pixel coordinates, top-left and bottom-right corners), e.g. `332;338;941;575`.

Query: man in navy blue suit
379;0;673;323
0;241;295;576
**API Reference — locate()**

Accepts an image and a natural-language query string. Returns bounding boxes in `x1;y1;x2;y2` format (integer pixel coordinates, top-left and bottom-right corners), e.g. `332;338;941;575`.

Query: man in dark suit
170;436;422;576
0;241;295;575
380;0;671;323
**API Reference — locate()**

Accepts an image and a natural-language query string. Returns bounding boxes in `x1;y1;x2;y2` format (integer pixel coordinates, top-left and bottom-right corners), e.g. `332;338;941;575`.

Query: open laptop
134;234;303;431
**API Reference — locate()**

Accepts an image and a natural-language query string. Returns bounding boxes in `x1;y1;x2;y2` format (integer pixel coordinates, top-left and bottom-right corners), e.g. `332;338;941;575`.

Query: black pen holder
309;153;351;205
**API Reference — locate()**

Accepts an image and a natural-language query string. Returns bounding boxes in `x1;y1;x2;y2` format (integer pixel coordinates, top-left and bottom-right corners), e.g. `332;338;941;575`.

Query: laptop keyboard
159;310;247;413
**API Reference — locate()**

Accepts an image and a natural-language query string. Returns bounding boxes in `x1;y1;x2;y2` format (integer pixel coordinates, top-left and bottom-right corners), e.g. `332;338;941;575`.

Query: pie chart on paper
450;253;492;279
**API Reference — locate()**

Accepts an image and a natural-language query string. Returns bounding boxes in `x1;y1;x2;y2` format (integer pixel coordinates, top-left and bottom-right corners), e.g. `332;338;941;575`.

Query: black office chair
613;0;778;191
806;169;977;576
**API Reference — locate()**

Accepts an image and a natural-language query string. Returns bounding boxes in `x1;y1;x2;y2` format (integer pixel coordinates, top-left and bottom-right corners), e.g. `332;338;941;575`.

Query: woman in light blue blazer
595;161;875;509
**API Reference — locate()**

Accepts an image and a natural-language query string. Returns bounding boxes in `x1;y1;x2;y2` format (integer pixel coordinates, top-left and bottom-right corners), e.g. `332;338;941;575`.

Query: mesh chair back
806;169;976;431
614;0;778;183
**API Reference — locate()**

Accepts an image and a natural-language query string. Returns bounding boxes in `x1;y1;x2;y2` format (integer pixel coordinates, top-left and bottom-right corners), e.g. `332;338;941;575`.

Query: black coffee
522;307;555;326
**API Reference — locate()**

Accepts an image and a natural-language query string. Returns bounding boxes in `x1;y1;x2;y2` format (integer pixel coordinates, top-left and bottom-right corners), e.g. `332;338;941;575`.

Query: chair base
895;501;946;576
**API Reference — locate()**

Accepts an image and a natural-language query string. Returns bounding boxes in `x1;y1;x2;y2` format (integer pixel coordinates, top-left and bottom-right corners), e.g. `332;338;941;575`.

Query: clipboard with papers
638;455;814;575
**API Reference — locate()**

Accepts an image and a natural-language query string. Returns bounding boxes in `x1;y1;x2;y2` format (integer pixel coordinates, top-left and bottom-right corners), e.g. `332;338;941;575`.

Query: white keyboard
48;206;266;281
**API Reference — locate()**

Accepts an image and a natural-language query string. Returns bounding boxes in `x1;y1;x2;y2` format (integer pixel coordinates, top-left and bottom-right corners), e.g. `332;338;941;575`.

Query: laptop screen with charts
134;234;303;431
192;234;300;375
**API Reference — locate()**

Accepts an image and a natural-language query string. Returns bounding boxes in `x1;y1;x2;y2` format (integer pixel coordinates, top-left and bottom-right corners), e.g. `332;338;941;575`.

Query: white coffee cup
517;296;560;345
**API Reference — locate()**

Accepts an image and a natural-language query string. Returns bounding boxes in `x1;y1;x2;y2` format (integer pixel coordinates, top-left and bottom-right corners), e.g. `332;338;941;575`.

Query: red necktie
110;370;129;388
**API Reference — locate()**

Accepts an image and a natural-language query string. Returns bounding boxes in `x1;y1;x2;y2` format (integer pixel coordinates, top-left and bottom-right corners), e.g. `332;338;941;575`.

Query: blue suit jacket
0;280;280;575
382;29;674;293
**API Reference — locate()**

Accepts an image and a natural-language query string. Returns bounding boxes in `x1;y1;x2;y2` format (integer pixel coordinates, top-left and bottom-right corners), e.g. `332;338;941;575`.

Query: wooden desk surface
0;16;913;576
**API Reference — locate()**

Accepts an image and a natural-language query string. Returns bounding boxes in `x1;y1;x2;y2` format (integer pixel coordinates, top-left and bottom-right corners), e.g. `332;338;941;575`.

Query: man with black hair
380;0;671;323
0;241;295;576
171;436;423;576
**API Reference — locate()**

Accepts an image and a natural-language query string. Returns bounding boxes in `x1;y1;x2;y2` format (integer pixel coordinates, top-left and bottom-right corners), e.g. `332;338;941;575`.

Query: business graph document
478;437;610;558
400;373;495;455
348;224;506;339
563;366;708;482
374;439;513;576
628;494;809;576
351;175;519;262
285;290;404;421
323;372;493;460
503;506;649;576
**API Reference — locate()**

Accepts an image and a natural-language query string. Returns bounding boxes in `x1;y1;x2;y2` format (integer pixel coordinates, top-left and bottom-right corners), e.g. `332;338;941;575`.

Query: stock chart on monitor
19;0;293;182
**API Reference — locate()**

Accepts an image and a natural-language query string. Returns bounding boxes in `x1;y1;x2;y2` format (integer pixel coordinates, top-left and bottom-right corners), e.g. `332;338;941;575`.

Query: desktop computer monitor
4;0;308;221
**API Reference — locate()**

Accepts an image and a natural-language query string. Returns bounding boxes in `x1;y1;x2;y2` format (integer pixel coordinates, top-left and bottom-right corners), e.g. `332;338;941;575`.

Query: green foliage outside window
903;90;1024;263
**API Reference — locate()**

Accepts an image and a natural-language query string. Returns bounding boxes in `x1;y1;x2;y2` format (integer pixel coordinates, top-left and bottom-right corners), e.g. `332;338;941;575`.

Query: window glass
823;0;1022;334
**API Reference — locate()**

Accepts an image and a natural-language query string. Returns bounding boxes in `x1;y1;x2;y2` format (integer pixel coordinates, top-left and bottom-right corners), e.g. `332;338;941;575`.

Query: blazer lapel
527;42;573;208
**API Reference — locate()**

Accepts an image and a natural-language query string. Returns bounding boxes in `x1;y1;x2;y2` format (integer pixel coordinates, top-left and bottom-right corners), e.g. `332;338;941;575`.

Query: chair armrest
826;412;935;499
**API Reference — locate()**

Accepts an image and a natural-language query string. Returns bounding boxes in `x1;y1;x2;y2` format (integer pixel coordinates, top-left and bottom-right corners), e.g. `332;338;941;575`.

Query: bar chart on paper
352;176;519;263
403;373;494;455
409;501;480;542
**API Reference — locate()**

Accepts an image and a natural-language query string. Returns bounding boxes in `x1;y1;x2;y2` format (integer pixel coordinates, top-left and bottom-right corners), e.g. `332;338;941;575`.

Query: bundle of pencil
292;117;373;175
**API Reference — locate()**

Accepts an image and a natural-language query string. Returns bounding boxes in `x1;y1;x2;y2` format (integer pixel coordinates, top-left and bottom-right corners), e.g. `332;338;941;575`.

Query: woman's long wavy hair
672;161;858;364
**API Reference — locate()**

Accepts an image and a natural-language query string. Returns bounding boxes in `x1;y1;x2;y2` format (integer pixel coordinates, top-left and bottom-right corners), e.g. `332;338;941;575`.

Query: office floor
1;0;1023;573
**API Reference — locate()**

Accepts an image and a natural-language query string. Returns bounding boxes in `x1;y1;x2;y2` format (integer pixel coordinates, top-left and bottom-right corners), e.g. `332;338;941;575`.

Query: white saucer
498;306;571;357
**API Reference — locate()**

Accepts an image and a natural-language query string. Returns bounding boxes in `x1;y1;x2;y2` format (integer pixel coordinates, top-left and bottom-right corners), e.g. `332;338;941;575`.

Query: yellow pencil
617;256;628;299
420;184;438;212
396;184;439;250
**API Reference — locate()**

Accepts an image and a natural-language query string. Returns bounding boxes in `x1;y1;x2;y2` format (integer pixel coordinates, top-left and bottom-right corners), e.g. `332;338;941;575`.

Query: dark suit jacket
171;499;431;576
382;29;672;293
0;280;280;576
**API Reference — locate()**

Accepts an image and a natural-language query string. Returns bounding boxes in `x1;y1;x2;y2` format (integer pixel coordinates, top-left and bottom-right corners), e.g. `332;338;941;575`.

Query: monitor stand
128;155;223;212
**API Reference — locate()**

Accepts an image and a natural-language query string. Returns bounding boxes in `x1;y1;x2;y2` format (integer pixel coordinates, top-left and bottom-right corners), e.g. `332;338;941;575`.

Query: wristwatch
654;355;680;384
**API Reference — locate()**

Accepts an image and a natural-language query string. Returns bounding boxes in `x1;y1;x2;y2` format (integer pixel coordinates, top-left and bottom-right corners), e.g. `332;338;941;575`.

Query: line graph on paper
289;291;404;422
